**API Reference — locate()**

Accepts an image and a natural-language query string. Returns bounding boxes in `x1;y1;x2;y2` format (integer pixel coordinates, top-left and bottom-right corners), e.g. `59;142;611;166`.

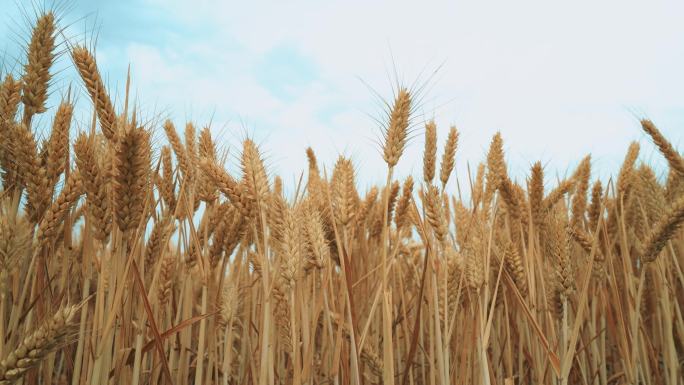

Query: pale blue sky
2;0;683;191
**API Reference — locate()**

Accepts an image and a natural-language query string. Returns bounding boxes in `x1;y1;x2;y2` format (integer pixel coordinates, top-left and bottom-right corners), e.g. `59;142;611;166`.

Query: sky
1;0;683;193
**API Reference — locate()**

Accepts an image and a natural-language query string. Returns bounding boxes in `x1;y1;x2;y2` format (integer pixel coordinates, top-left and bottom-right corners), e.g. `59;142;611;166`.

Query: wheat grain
197;127;218;203
240;139;269;206
72;46;117;140
158;146;177;211
422;184;448;244
617;141;640;199
394;176;414;232
74;133;111;242
571;155;591;229
331;156;358;231
423;120;437;183
542;179;574;212
113;125;151;235
21;12;56;122
588;180;603;231
641;119;684;177
156;254;175;307
0;305;78;384
502;241;527;296
145;216;173;269
483;132;506;218
382;88;411;168
0;75;21;122
45;101;73;189
641;195;684;263
302;200;329;271
529;161;544;228
36;172;82;247
13;122;50;221
440;125;459;188
386;180;400;223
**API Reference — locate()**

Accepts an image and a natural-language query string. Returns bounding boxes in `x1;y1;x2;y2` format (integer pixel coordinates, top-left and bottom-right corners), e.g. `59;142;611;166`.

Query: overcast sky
2;0;683;192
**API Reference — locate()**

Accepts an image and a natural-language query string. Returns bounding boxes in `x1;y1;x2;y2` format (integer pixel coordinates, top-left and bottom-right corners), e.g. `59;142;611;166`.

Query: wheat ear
158;146;177;211
36;172;83;247
641;195;684;263
21;12;56;122
570;155;591;228
0;75;22;189
0;305;79;384
641;119;684;177
200;159;252;217
331;157;358;231
382;88;411;168
240;139;269;206
45;101;73;189
72;46;117;141
394;176;414;232
197;127;218;202
423;119;437;183
13;123;50;221
422;185;448;244
439;125;459;188
113;125;151;235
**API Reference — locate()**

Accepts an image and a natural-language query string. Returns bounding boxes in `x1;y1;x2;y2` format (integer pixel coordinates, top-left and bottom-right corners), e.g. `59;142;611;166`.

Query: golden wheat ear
587;180;603;231
302;200;330;272
71;46;118;141
21;12;56;124
0;76;22;190
12;121;49;222
382;88;411;168
439;125;459;188
45;100;73;190
74;132;111;242
36;171;83;248
482;132;507;218
200;158;252;217
197;127;219;203
331;156;358;231
570;155;591;229
0;305;79;384
423;120;437;184
422;184;448;244
158;146;177;212
641;119;684;178
393;176;414;232
163;120;193;183
616;141;640;199
502;240;528;297
640;195;684;263
0;75;22;122
112;125;151;237
528;161;544;228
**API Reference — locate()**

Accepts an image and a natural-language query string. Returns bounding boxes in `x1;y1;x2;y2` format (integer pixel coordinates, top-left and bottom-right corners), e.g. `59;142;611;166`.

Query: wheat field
0;10;683;385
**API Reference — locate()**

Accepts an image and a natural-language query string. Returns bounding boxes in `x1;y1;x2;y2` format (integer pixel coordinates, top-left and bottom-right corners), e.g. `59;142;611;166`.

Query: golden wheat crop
0;10;682;385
